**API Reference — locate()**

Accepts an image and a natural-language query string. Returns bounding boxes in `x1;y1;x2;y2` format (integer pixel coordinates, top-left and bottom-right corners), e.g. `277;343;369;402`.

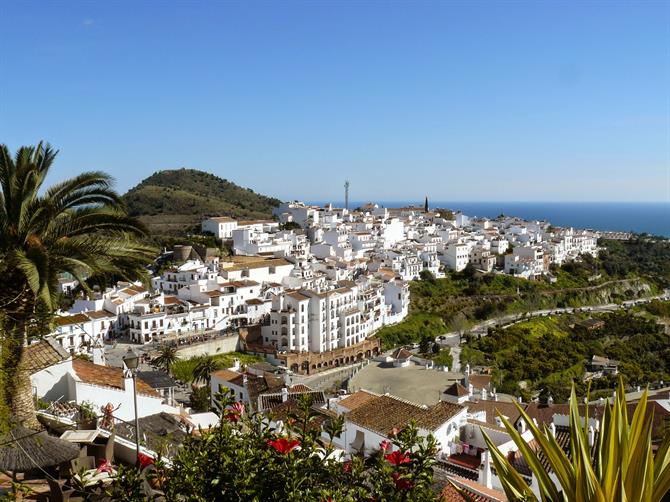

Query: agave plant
467;379;670;501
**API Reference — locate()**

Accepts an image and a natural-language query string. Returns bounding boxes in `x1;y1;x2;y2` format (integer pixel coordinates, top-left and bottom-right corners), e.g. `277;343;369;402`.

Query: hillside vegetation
374;238;670;349
461;305;670;402
123;168;280;235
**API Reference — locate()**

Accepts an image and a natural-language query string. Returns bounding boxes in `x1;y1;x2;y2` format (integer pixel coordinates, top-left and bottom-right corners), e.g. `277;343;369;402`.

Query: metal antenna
344;180;350;210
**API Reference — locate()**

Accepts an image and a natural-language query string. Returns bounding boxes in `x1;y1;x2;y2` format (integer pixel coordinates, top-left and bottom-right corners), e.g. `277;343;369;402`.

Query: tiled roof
338;390;379;411
84;310;116;319
258;389;326;412
467;374;492;390
444;382;468;397
53;313;89;326
442;478;508;502
390;347;412;360
72;359;158;397
21;339;69;374
211;369;242;382
346;395;464;436
465;400;524;426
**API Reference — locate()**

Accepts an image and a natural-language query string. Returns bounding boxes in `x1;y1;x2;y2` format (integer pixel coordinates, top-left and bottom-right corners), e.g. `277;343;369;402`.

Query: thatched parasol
0;426;80;473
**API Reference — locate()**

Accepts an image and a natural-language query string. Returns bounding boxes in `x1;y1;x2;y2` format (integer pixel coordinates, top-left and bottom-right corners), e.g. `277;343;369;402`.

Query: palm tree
154;345;178;373
192;355;222;387
466;379;670;501
0;142;156;428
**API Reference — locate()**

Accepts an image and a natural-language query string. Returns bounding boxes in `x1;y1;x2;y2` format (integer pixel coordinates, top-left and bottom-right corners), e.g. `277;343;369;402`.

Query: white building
201;216;238;239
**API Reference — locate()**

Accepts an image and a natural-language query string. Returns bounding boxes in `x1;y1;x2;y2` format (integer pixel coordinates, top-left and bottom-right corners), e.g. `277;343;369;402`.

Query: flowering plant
109;388;440;501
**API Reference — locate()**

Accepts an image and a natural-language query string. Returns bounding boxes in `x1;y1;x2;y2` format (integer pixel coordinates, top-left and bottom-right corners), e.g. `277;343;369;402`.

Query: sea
307;201;670;237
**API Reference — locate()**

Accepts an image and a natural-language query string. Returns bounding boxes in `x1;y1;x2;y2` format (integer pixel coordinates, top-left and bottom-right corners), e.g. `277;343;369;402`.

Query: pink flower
96;459;113;474
391;471;413;491
267;437;300;454
225;402;245;423
379;439;392;452
390;427;400;437
384;450;411;466
343;461;352;473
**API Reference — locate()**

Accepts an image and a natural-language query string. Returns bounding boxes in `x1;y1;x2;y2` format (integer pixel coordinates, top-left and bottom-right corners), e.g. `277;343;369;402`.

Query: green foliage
478;380;670;501
428;347;453;368
170;352;263;383
0;142;155;428
153;345;178;373
462;311;670;400
140;390;443;501
190;386;212;413
644;299;670;318
599;238;670;288
122;168;280;235
374;313;446;350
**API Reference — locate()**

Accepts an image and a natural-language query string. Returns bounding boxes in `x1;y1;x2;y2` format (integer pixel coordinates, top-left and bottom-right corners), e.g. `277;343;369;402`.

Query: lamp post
123;348;141;466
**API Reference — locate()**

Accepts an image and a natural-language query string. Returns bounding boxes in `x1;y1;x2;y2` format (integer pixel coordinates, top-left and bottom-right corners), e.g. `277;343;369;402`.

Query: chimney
468;384;474;397
481;450;492;489
230;358;241;372
547;394;554;406
549;423;556;437
518;395;523;404
281;387;289;403
243;374;248;386
518;419;526;434
588;426;595;447
92;342;106;366
481;388;487;401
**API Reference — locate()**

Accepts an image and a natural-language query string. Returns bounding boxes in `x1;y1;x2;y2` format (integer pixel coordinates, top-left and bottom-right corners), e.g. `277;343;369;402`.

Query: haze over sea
308;201;670;237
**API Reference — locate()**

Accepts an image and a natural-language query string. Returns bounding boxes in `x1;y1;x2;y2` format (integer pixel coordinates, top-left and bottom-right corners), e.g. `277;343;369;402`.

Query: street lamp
123;348;141;466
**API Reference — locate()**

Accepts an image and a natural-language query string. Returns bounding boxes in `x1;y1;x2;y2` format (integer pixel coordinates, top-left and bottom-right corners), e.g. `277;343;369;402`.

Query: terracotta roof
346;395;464;436
21;339;69;374
442;478;508;502
390;348;412;360
163;296;183;305
465;400;524;426
338;390;379;411
211;369;242;382
286;291;309;301
53;313;89;326
444;382;468;397
71;359;158;397
467;374;492;390
83;310;115;319
245;298;265;305
258;389;326;412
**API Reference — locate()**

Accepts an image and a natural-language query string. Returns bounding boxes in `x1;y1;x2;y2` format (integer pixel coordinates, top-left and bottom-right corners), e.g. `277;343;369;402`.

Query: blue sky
1;1;669;202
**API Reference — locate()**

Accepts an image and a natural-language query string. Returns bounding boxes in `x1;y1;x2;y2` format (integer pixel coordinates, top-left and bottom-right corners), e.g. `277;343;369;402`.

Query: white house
201;216;238;239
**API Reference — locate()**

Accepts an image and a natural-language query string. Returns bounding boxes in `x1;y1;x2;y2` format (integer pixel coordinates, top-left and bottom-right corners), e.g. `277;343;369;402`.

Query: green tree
475;380;670;501
153;345;179;373
0;142;155;428
192;355;223;387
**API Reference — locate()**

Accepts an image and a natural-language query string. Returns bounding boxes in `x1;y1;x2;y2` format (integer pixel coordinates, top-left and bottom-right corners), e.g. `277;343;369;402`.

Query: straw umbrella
0;426;80;475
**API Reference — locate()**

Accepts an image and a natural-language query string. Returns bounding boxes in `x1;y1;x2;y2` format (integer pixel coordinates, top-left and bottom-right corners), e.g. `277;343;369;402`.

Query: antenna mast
344;180;350;210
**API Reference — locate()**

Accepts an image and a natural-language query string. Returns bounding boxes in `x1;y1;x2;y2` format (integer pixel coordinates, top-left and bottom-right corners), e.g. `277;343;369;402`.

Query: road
434;290;670;358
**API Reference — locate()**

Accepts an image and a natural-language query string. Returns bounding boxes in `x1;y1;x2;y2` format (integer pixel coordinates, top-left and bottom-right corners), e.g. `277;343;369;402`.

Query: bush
108;391;442;501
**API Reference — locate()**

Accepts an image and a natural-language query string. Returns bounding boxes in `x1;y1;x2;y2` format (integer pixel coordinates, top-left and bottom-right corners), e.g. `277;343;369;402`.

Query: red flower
379;439;392;452
342;461;352;473
267;437;300;454
384;450;411;466
138;452;154;468
391;471;413;491
225;402;245;423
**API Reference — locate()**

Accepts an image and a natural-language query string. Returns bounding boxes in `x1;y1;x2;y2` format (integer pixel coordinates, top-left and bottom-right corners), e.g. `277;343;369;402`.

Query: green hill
123;168;280;235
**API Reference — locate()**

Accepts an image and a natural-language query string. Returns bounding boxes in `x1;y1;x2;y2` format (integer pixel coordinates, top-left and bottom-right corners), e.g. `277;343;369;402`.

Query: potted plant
78;400;99;430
